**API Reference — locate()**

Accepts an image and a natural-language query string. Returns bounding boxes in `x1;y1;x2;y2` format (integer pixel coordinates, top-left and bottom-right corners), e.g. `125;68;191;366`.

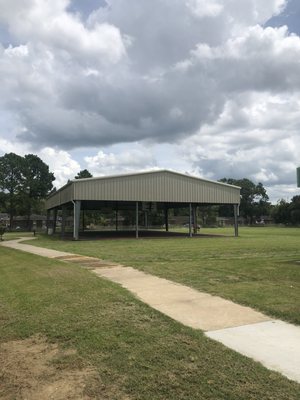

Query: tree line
219;178;300;226
0;152;300;229
0;153;55;229
272;197;300;225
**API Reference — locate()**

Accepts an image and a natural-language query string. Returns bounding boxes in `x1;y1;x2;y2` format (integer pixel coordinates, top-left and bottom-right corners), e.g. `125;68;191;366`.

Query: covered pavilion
45;170;241;240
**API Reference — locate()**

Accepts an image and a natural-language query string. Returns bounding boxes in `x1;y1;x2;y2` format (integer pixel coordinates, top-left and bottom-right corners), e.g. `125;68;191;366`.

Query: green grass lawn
24;226;300;325
1;246;299;399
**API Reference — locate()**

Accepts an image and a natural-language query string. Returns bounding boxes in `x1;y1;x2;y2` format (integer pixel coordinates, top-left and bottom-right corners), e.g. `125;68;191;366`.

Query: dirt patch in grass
0;335;100;400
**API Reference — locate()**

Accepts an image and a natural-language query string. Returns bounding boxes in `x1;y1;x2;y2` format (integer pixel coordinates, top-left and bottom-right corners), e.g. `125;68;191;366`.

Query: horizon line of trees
271;196;300;225
1;152;300;228
0;153;55;229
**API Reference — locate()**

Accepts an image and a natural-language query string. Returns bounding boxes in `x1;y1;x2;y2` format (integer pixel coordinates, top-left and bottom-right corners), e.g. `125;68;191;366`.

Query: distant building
0;213;47;231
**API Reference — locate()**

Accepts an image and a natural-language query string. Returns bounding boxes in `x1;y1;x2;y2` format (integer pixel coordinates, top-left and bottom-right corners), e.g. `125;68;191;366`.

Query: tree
21;154;55;229
219;178;270;224
0;153;55;230
75;169;93;179
272;199;290;224
289;196;300;225
272;196;300;225
0;153;24;228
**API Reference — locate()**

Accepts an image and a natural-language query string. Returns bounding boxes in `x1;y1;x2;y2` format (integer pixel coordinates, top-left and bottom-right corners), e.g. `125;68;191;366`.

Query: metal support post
73;200;81;241
136;201;139;239
164;205;169;232
193;206;197;234
189;203;193;238
234;204;239;237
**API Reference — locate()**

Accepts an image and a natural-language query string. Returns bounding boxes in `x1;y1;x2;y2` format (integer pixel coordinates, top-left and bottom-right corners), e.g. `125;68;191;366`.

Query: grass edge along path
22;226;300;326
0;246;300;399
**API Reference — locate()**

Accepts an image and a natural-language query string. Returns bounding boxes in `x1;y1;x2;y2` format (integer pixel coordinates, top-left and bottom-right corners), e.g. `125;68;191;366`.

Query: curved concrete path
1;237;72;258
1;237;300;384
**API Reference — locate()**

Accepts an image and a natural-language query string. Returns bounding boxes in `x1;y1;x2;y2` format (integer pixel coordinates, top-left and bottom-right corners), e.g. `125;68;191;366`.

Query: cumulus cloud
1;0;295;147
0;137;81;188
39;147;81;187
0;0;300;200
0;0;127;64
180;92;300;188
0;137;29;156
85;147;158;176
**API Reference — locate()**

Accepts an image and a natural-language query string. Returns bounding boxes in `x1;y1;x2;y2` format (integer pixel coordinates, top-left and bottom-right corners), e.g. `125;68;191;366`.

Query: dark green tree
271;199;290;224
21;154;55;229
75;169;93;179
272;196;300;225
0;153;24;228
289;196;300;225
219;178;270;224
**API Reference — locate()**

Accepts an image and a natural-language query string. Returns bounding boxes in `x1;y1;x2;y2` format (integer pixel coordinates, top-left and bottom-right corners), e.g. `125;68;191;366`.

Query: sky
0;0;300;202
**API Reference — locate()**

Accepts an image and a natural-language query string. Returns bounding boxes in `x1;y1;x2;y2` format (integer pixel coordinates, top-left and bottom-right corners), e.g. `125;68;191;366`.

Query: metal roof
46;169;240;210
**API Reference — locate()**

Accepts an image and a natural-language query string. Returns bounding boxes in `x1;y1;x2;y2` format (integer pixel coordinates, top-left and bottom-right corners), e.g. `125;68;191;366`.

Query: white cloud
267;184;299;203
179;91;300;193
0;138;81;188
0;137;28;156
0;0;299;201
0;0;127;65
85;147;158;176
4;44;28;57
186;0;223;18
39;147;81;187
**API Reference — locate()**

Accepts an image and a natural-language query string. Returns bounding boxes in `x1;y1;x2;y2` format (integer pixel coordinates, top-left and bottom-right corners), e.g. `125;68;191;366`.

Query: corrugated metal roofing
46;170;240;210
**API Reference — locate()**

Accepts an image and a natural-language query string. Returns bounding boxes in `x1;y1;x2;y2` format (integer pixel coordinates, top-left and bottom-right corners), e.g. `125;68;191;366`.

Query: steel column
193;206;197;234
164;205;169;232
234;204;239;237
136;201;139;239
189;203;193;238
73;200;81;241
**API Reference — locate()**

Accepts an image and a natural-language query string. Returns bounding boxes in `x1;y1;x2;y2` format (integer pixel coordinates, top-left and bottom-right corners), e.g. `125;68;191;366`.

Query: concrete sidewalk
95;266;269;331
1;237;300;384
1;237;72;258
95;266;300;384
